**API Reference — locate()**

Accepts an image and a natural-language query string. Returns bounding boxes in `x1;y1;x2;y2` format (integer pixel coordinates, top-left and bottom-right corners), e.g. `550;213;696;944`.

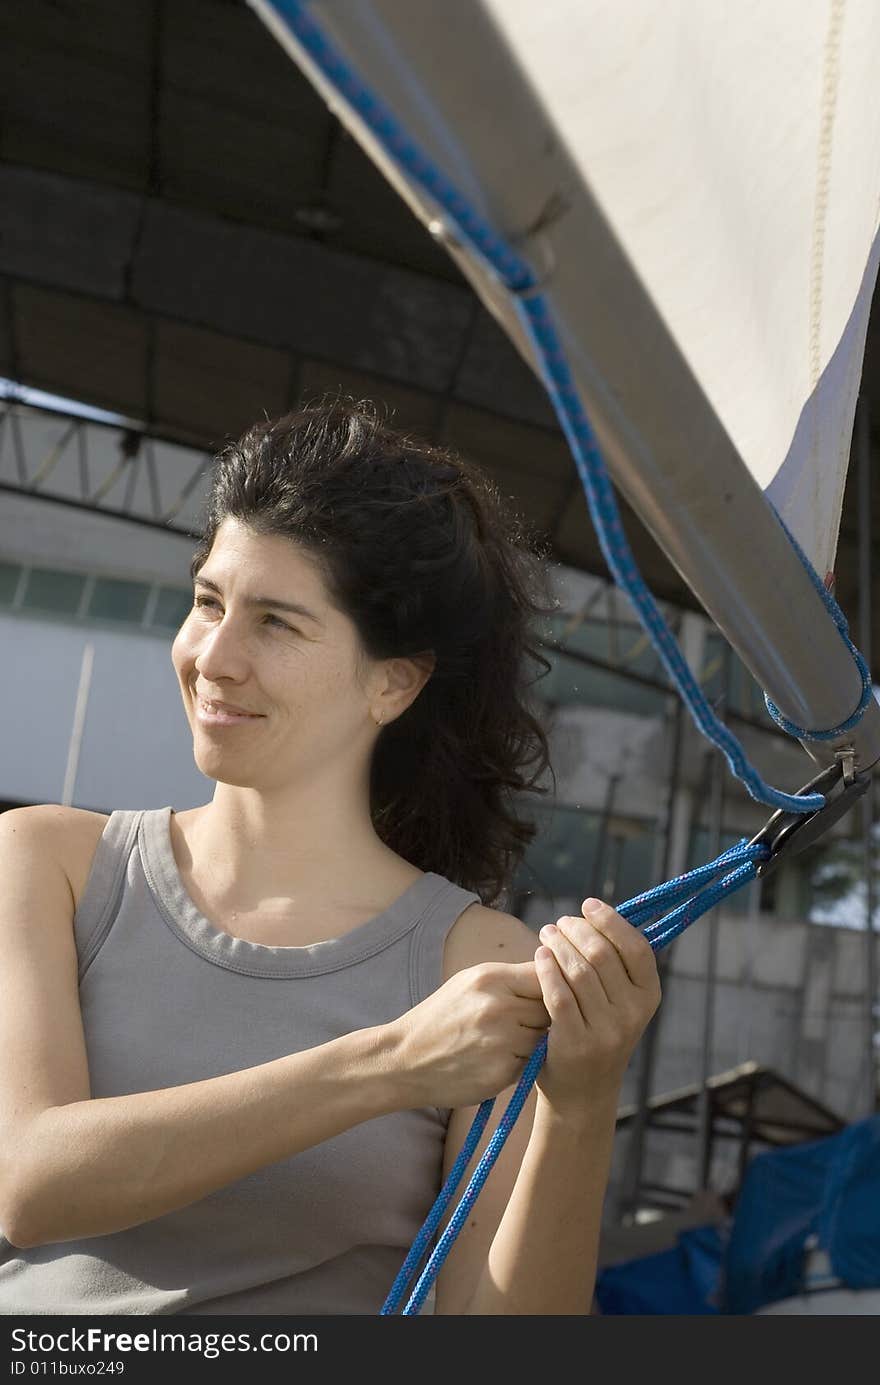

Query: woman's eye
193;596;292;632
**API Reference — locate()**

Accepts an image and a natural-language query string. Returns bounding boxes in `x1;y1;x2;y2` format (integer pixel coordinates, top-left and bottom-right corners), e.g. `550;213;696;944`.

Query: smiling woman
0;396;661;1317
176;397;558;904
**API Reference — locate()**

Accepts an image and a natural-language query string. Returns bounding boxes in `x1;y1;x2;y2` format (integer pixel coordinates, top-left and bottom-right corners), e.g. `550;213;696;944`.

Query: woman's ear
382;651;436;720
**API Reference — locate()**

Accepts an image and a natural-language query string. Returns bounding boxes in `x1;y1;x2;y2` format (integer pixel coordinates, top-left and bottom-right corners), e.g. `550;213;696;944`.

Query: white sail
252;0;880;769
478;0;880;577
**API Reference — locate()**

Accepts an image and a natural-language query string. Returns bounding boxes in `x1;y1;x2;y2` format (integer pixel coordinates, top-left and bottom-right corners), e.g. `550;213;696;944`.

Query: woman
0;398;660;1315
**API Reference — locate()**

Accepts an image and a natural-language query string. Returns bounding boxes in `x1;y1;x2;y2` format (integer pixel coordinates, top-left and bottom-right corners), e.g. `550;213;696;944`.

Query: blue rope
510;291;872;774
381;837;770;1314
760;512;874;740
257;0;875;1316
380;1090;496;1312
394;1035;549;1316
263;0;874;819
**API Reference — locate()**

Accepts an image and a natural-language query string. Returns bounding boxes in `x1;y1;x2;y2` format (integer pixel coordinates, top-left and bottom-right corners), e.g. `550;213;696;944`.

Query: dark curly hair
188;396;557;906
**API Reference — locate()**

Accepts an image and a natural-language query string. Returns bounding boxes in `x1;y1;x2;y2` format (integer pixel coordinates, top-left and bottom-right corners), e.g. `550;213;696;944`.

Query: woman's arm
448;1086;619;1315
433;900;660;1315
1;808;547;1250
0;807;401;1249
13;1028;401;1249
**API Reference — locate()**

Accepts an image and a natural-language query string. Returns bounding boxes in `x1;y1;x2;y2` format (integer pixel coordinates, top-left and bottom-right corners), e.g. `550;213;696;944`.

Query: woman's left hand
533;897;661;1115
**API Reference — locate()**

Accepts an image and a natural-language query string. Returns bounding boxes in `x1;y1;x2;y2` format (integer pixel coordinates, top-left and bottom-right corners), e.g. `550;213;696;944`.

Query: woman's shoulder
5;803;113;914
441;899;539;983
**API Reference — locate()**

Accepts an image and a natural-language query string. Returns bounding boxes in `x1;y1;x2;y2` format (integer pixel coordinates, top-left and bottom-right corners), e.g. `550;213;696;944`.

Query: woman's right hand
387;961;550;1109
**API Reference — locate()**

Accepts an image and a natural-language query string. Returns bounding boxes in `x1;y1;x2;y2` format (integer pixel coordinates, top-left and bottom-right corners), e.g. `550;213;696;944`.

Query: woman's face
171;517;380;792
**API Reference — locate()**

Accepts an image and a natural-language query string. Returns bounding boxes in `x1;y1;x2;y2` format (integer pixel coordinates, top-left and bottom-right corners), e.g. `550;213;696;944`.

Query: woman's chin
191;743;255;783
193;762;263;790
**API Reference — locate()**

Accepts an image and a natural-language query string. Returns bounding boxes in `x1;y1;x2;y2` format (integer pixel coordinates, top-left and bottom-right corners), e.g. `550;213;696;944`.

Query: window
511;800;602;902
88;577;150;624
537;614;668;717
152;586;193;632
0;562;21;604
603;818;658;907
511;799;663;918
701;631;774;724
0;564;193;636
22;567;86;616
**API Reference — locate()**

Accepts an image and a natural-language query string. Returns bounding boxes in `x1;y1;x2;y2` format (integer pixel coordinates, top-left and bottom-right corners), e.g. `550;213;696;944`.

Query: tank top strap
408;875;482;1007
74;808;145;982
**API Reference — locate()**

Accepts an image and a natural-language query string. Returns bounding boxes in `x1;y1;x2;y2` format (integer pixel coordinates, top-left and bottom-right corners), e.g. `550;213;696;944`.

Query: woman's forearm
462;1088;619;1315
8;1025;403;1249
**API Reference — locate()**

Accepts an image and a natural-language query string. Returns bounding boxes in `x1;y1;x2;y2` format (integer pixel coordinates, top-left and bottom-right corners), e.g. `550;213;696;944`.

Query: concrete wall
1;609;211;812
651;904;868;1109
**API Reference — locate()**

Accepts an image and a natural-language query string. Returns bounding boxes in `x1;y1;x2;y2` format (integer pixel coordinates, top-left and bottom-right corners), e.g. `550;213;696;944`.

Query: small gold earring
373;710;383;726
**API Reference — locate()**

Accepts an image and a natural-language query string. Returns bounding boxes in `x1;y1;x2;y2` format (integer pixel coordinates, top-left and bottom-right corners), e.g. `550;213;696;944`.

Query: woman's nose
193;616;249;680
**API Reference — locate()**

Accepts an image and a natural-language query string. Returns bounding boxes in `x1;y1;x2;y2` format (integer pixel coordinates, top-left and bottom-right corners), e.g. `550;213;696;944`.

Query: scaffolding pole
857;396;878;1114
694;645;730;1189
615;690;686;1219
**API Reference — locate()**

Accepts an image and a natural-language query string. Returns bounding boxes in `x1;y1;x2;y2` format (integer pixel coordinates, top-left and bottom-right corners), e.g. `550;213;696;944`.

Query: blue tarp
722;1114;880;1313
594;1116;880;1315
595;1224;724;1315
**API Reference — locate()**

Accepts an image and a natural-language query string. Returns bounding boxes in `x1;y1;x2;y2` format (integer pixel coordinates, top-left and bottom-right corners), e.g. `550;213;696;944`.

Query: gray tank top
0;806;481;1315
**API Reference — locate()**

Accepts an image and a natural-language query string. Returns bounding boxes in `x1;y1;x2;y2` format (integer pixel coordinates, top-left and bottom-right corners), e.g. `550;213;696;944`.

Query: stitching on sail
809;0;846;396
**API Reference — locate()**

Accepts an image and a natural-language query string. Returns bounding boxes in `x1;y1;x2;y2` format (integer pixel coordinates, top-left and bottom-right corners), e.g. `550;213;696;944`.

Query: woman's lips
196;697;264;727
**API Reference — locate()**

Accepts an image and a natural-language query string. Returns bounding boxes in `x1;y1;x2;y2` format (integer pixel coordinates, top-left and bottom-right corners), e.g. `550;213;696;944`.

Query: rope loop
762;512;874;740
